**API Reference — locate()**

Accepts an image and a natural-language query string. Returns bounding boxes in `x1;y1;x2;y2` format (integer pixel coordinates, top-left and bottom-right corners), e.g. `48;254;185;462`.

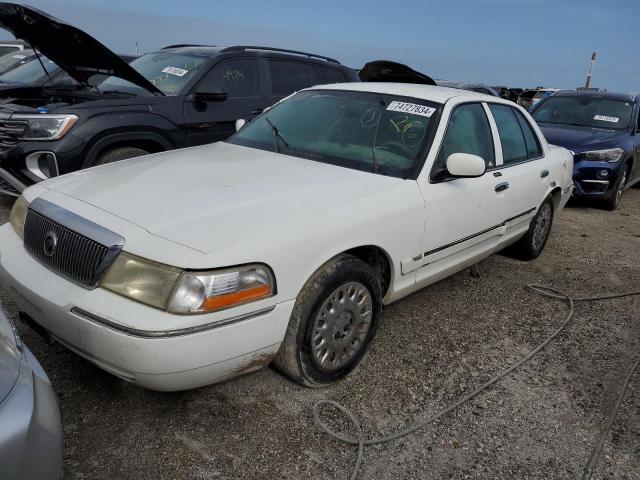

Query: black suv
0;4;358;196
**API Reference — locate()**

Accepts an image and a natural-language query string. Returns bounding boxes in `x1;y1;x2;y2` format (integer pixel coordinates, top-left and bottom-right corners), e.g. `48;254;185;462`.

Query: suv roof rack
161;44;215;50
220;46;339;64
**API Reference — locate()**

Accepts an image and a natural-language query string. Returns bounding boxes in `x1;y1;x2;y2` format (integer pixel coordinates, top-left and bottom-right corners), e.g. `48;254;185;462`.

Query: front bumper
572;159;621;199
0;308;63;480
0;224;294;391
0;136;83;197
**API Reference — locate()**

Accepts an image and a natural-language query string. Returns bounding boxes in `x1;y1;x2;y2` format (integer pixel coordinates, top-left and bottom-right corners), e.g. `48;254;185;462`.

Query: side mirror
193;87;228;102
446;153;486;178
235;119;246;132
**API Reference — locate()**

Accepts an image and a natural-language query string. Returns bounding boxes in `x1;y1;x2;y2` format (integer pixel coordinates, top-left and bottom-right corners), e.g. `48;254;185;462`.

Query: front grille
23;199;124;289
0;176;19;195
0;118;27;151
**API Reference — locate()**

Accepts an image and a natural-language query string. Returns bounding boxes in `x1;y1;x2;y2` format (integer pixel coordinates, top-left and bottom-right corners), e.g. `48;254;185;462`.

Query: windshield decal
161;66;189;77
593;115;619;123
386;101;436;118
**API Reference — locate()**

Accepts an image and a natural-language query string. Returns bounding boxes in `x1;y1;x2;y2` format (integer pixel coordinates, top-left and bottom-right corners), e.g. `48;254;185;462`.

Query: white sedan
0;83;573;391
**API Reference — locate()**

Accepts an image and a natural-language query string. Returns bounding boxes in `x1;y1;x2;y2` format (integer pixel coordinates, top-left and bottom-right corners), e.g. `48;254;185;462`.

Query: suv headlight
12;114;79;140
9;195;29;240
582;148;624;163
101;252;275;314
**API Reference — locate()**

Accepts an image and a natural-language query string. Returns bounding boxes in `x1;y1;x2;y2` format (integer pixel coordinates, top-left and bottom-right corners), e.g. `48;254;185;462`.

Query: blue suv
531;90;640;210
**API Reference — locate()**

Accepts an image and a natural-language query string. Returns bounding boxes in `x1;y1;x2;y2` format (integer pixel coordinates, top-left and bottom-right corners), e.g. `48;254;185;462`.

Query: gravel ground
1;189;638;480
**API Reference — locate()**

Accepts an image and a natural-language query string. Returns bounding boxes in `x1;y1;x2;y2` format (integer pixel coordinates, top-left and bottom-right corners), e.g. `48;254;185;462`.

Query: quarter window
489;104;529;164
268;60;320;96
198;58;261;98
437;103;495;168
318;66;346;84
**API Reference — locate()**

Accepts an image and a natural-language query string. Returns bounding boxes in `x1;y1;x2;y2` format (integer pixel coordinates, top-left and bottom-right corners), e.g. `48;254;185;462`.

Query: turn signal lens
167;265;275;314
9;195;29;240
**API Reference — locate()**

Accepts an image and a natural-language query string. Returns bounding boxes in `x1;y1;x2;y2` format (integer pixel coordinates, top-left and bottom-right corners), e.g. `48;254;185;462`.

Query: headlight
167;264;275;314
101;253;275;314
101;252;182;310
9;195;29;240
12;114;79;140
582;148;624;163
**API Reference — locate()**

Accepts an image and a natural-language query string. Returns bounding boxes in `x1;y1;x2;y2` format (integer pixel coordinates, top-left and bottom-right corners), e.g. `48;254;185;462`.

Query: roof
552;89;637;102
311;82;499;104
158;45;340;64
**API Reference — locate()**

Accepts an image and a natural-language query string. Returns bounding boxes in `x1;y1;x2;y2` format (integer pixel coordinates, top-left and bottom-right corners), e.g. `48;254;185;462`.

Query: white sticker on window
594;115;619;123
162;66;189;77
386;101;436;118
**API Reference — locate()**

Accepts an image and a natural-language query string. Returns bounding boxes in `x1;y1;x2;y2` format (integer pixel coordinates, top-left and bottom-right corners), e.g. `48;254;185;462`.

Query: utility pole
135;41;139;56
584;52;596;90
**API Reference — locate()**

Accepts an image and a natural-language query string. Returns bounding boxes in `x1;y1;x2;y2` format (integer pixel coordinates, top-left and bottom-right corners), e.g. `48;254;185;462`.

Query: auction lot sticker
387;101;436;118
162;66;189;77
594;115;619;123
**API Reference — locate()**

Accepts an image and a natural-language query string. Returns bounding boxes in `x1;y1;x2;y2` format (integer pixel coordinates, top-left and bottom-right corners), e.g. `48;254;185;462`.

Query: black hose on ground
312;285;640;480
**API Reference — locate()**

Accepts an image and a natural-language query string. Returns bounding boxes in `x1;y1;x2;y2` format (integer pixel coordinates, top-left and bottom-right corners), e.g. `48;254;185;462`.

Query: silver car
0;306;62;480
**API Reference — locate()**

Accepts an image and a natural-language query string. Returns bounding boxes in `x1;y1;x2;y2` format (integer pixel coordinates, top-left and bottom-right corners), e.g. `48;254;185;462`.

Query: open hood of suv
359;60;436;85
0;3;163;95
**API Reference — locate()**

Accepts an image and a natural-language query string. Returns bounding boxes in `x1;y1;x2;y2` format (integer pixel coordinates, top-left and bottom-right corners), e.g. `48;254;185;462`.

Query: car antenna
29;44;56;89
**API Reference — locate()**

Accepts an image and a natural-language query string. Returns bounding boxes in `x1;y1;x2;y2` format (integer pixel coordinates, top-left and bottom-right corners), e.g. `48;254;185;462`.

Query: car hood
41;142;402;254
359;60;436;85
0;3;162;95
538;123;628;153
0;309;21;404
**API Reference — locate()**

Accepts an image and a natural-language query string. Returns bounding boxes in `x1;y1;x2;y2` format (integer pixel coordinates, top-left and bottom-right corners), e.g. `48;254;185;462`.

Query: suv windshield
0;56;57;84
99;52;207;96
227;90;440;178
532;96;634;130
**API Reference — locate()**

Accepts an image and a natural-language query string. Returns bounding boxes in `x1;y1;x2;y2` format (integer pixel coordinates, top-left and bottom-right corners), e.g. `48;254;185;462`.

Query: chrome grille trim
24;198;125;289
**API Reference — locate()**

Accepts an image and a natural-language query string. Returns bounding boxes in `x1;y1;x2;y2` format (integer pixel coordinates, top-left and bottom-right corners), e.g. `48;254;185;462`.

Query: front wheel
511;196;555;260
94;146;150;166
273;254;382;387
603;165;629;211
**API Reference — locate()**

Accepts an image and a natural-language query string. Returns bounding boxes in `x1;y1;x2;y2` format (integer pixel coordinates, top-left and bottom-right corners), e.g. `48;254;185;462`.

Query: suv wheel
95;147;149;166
511;196;554;261
603;165;629;211
273;254;382;387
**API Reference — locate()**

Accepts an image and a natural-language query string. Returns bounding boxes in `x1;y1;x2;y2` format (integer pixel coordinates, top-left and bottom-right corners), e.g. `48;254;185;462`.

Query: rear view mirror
235;119;246;131
193;87;228;102
446;153;486;178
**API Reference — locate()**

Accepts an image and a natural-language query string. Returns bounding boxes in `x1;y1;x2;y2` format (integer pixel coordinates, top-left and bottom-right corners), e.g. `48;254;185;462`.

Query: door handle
251;109;264;115
493;171;502;177
495;182;509;192
540;170;550;178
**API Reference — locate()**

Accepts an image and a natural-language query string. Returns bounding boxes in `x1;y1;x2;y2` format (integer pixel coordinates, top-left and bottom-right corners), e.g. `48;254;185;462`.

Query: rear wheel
603;165;629;211
273;254;382;387
94;146;149;166
511;196;554;261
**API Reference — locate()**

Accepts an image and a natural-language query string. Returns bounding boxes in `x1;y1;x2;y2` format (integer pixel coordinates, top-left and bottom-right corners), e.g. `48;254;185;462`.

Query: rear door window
267;60;320;96
513;109;542;158
488;104;529;164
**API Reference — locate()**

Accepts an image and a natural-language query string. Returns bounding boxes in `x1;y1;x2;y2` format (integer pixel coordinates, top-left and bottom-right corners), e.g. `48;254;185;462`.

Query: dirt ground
1;189;638;480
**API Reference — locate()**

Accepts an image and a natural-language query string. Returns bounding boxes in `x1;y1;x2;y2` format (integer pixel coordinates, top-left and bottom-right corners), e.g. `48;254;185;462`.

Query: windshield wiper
99;89;138;97
265;116;289;153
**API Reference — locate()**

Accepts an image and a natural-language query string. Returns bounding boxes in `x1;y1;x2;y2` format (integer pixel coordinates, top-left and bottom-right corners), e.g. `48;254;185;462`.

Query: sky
2;0;639;92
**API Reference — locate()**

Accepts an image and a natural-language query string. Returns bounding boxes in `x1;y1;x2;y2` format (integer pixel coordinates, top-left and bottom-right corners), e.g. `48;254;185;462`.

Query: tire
273;254;382;387
603;164;629;211
94;146;149;166
511;196;555;261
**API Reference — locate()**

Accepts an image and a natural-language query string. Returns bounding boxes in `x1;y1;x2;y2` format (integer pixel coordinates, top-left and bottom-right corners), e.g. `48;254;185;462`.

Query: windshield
0;52;29;72
532;96;634;130
99;52;207;95
0;56;58;85
228;90;440;178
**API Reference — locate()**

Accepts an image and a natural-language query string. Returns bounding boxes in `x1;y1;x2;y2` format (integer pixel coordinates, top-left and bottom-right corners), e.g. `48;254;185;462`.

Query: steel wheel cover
310;281;373;372
533;203;552;251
